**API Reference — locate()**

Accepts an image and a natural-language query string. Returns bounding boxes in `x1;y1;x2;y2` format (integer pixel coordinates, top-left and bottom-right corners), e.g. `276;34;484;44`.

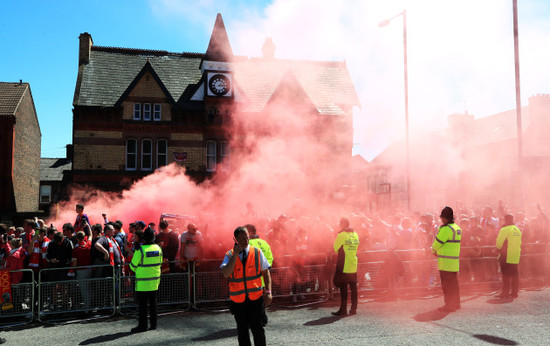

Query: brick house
364;94;550;211
72;14;359;190
39;145;72;213
0;81;41;220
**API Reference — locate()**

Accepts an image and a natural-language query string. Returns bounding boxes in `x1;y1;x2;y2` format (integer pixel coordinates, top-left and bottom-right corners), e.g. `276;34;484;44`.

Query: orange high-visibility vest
227;246;263;303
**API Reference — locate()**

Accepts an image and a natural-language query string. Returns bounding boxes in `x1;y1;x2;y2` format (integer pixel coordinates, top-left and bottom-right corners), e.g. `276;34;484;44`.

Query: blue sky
2;0;549;160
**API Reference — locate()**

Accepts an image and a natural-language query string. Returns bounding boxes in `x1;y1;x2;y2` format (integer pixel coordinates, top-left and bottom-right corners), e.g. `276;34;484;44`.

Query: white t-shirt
180;230;203;260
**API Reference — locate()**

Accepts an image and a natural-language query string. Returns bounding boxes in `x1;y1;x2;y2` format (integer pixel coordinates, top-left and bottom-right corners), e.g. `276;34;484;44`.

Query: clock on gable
207;72;232;97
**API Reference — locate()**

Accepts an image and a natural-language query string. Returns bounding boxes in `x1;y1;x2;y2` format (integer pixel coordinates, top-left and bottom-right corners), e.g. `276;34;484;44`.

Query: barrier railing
37;264;116;323
0;243;548;327
0;269;34;327
119;261;191;316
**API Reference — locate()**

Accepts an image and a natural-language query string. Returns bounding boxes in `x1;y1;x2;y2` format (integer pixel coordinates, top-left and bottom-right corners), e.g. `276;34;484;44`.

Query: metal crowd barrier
0;269;34;328
330;244;550;301
1;243;549;327
37;264;116;323
119;261;191;317
193;254;331;310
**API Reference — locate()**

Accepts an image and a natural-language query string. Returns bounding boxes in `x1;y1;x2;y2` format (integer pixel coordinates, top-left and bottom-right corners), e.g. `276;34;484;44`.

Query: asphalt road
3;288;550;345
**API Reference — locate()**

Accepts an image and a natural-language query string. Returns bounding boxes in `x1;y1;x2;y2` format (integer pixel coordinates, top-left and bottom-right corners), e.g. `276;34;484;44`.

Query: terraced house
72;14;359;190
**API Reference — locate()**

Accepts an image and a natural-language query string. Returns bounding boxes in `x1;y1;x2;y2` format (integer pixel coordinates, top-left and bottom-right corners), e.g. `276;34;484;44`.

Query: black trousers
439;271;460;308
500;262;519;297
230;297;265;346
137;290;157;329
334;272;358;313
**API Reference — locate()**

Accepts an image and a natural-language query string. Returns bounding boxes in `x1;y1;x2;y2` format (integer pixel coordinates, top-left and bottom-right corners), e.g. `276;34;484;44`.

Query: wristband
265;290;272;294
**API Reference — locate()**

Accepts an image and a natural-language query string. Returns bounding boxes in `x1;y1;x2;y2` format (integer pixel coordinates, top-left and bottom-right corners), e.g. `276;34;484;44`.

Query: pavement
2;288;550;345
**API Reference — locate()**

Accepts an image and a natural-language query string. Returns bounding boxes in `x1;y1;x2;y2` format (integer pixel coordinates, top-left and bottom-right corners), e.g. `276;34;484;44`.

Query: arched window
157;139;167;168
126;139;137;170
142;139;153;171
206;140;217;172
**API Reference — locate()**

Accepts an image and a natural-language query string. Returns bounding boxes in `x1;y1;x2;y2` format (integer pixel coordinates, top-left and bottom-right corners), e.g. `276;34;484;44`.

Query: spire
205;13;234;62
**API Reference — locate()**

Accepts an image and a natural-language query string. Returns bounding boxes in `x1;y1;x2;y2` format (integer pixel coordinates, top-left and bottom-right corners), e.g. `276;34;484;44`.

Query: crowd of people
0;201;547;310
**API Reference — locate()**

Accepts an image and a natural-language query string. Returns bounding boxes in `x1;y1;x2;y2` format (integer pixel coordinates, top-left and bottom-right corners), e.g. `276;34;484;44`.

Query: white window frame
133;103;141;120
220;141;230;172
126;138;137;171
153;104;161;121
157;139;167;168
143;103;152;121
206;140;217;172
40;185;52;203
141;139;153;171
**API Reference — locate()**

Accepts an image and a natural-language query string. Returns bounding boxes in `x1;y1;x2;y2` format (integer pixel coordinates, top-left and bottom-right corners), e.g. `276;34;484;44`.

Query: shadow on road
472;334;518;345
303;315;342;326
191;328;236;341
413;308;450;322
79;331;132;345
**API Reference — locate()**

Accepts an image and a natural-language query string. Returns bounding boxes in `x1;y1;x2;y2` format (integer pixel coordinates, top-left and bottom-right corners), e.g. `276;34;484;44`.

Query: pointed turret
205;13;234;62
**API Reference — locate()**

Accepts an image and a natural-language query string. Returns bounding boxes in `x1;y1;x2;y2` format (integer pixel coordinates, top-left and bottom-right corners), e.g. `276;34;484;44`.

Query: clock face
208;73;231;96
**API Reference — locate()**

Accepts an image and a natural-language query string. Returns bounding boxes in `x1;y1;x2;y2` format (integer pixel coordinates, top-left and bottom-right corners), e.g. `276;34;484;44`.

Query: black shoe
149;326;157;331
331;310;347;316
0;337;5;344
349;310;357;316
131;326;147;333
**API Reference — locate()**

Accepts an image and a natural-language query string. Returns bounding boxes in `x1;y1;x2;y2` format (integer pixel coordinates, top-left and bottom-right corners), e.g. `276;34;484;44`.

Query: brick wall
0;117;15;212
73;144;125;170
12;86;40;212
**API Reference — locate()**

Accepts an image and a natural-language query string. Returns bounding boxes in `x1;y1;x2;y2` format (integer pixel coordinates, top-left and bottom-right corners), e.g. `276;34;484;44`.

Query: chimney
66;144;74;161
262;37;275;59
78;32;93;65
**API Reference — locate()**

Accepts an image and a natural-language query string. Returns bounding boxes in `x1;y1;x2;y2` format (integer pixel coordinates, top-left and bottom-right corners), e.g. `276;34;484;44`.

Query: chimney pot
262;37;275;59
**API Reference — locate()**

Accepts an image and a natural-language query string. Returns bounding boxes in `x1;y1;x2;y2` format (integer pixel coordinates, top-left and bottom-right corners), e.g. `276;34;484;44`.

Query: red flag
0;270;13;310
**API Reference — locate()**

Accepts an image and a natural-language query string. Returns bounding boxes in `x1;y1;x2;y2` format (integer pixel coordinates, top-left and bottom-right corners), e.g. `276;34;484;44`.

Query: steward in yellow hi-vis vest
332;217;359;317
221;227;272;346
496;214;522;299
432;223;462;272
432;206;461;312
130;227;163;333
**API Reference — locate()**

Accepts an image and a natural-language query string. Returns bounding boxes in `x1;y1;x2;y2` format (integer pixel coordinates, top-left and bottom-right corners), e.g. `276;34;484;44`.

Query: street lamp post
513;0;523;196
379;10;411;211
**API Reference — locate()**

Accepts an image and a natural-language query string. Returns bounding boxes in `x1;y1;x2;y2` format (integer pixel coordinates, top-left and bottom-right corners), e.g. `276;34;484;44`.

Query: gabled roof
114;60;176;107
40;158;72;181
74;47;204;107
265;71;318;114
0;82;29;116
467;107;530;148
352;154;369;171
233;58;360;115
74;47;360;115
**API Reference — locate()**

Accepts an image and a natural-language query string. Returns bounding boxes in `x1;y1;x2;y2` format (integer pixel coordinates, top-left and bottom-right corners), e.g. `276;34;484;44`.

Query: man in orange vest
221;226;272;346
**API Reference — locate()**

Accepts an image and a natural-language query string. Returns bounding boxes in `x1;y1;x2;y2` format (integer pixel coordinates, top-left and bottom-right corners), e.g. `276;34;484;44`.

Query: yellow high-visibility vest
496;225;522;264
432;223;461;272
334;229;359;274
130;244;163;291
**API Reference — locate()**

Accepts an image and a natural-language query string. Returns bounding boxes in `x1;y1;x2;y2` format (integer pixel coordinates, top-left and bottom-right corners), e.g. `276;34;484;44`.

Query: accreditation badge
0;269;13;310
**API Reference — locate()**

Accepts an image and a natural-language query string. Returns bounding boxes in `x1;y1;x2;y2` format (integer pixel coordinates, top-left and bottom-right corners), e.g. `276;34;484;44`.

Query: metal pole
513;0;523;194
403;10;411;211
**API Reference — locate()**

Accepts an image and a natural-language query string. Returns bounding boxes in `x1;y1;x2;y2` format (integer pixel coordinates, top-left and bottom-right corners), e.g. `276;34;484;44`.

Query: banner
173;152;187;162
0;269;13;310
